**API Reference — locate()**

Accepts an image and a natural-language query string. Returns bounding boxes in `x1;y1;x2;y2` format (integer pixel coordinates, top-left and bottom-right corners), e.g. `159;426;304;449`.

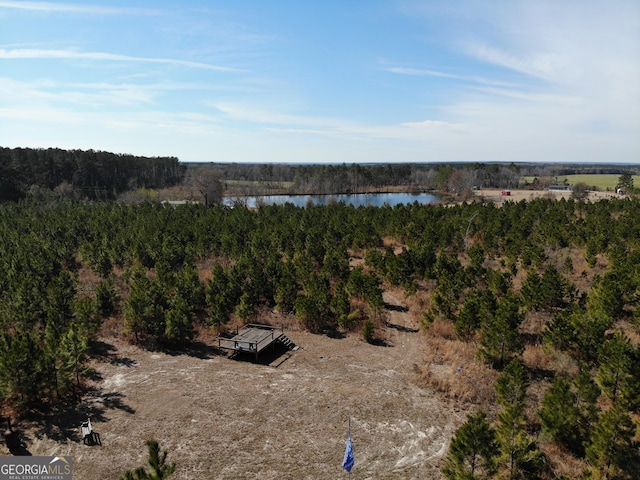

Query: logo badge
0;456;72;480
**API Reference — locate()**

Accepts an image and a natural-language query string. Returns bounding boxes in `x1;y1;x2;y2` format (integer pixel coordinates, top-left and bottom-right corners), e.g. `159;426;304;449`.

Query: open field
474;188;623;204
2;292;466;480
521;174;640;190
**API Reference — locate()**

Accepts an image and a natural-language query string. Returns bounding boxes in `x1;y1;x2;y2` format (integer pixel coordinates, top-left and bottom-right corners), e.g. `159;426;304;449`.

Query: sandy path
8;295;463;479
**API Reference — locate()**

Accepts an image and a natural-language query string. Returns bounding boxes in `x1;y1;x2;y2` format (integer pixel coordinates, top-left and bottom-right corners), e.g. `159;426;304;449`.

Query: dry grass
420;324;497;406
425;319;457;341
618;320;640;347
520;311;550;339
77;267;104;298
522;344;556;374
541;441;588;479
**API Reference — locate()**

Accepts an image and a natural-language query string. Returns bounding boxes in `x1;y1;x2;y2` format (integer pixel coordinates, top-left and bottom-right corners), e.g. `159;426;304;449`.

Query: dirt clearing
5;292;466;479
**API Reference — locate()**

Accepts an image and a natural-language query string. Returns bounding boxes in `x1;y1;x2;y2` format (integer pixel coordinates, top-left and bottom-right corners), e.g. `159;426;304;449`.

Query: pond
222;192;440;208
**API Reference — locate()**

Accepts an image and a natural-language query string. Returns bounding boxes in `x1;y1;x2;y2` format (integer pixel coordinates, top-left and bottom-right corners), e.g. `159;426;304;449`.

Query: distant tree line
193;161;640;200
0;147;185;201
194;162;525;197
3;147;637;204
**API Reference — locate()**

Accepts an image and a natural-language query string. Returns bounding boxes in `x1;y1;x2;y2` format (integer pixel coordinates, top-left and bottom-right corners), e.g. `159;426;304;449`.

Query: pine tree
479;295;524;369
432;252;464;320
59;323;89;389
235;292;255;321
95;277;119;317
616;172;634;193
331;282;351;329
0;330;47;404
274;261;299;314
120;439;176;480
585;404;637;479
455;292;483;341
442;410;499;479
495;359;528;408
164;293;194;345
494;360;545;479
123;266;153;341
520;270;543;311
539;265;569;310
544;308;613;365
174;263;205;312
538;373;598;456
588;273;626;320
596;332;635;407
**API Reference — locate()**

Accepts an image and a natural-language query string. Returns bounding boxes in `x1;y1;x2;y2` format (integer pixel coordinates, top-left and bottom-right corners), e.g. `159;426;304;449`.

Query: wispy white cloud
215;101;466;142
0;1;160;15
464;44;561;81
470;86;583;107
213;103;349;128
0;48;242;72
338;120;466;141
0;76;249;112
400;119;466;131
0;102;222;134
385;66;520;88
0;77;163;106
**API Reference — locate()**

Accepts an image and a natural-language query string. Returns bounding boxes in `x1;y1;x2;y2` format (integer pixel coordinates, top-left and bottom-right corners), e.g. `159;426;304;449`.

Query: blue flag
342;433;354;472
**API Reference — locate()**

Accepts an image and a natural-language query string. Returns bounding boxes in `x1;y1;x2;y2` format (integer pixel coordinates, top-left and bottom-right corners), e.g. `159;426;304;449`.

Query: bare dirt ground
475;188;622;204
5;291;467;480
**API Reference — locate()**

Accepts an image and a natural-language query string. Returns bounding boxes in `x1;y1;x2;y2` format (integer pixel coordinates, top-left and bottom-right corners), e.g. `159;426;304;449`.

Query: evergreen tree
95;277;119;317
294;273;332;333
495;360;545;479
174;263;205;312
59;323;89;389
588;273;626;320
123;266;167;342
616;173;634;193
164;293;194;345
539;265;569;310
455;292;483;341
432;252;464;320
479;295;524;369
544;308;613;365
74;296;101;339
442;409;499;480
538;371;599;456
235;292;255;321
585;404;637;479
362;319;375;344
274;261;299;314
596;332;636;407
331;282;351;329
206;263;238;327
495;359;528;408
120;439;176;480
0;330;47;404
520;270;543;311
585;238;599;268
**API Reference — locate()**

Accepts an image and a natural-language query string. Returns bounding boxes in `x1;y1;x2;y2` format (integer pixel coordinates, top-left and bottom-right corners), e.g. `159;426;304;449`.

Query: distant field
522;174;639;190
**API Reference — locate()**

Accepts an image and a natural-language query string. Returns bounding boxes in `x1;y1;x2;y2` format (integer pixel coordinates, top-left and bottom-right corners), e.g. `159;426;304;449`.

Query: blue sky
1;0;638;163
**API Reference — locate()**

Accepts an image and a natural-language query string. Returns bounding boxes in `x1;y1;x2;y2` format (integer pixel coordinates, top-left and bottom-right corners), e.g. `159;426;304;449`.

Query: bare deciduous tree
186;166;224;206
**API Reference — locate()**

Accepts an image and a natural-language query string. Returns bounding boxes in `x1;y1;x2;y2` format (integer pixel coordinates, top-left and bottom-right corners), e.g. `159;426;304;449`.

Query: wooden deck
217;324;294;360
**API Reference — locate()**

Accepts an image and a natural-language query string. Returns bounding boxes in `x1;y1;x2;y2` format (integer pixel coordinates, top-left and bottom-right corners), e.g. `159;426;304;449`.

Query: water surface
223;192;439;208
